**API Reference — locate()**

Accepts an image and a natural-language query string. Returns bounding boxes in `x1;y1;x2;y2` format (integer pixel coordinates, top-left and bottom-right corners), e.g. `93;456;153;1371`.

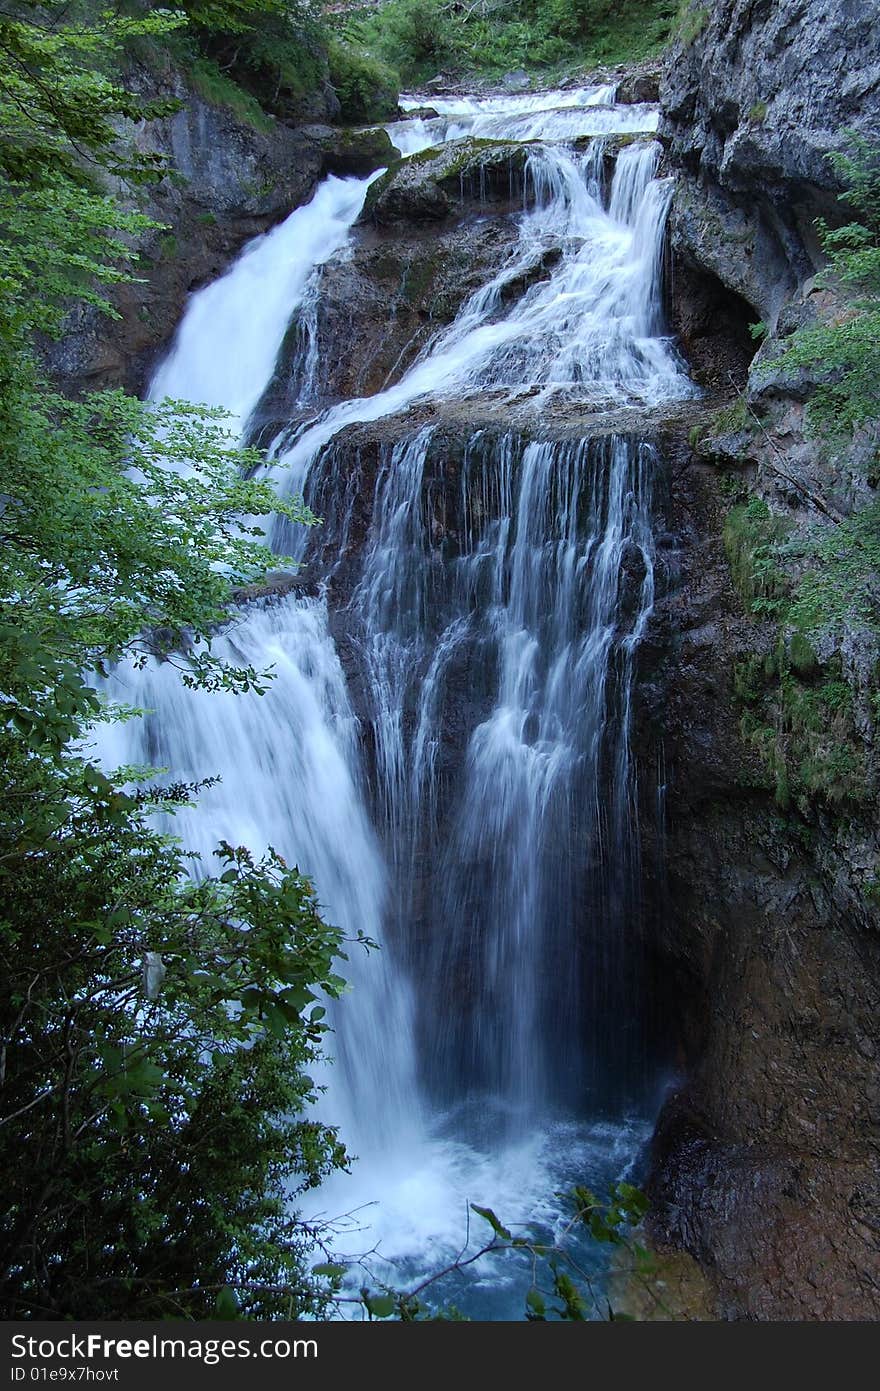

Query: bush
327;39;399;123
372;0;459;84
177;0;329;118
189;55;274;129
0;1;351;1318
773;135;880;431
352;0;678;83
723;497;790;613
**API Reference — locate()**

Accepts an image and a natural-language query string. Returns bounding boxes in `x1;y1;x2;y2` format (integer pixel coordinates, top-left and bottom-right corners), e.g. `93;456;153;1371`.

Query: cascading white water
265;135;691;503
392;85;657;154
314;420;658;1114
106;85;692;1316
100;164;424;1168
439;433;656;1110
99;601;421;1159
149;174;377;436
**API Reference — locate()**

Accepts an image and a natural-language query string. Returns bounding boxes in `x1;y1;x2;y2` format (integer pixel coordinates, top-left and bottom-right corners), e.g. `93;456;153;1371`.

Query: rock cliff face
664;0;880;323
637;444;880;1319
646;0;880;1320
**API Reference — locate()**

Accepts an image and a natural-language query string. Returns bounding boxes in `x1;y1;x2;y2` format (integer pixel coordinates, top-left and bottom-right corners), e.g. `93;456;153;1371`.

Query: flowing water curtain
335;430;656;1113
100;85;693;1307
266;135;690;497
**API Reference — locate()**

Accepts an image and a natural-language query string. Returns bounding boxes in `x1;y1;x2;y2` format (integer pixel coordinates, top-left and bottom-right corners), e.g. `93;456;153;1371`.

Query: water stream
101;84;691;1318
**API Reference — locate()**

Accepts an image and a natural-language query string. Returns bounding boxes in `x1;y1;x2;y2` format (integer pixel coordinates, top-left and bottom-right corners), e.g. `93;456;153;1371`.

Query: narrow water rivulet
102;86;694;1317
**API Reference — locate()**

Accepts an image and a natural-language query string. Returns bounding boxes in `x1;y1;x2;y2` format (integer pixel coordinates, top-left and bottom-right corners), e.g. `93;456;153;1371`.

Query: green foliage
361;0;458;83
732;617;873;812
783;503;880;637
788;629;819;676
723;497;790;614
829;133;880;229
327;39;399;124
0;4;182;189
356;0;678;85
0;1;352;1319
772;135;880;430
724;490;879;810
720;144;880;811
521;0;679;64
188;55;275;130
747;100;767;123
776;306;880;431
676;3;709;47
718;470;750;501
712;395;750;434
355;1182;653;1321
739;664;867;811
144;1;401;126
0;804;354;1317
175;0;329;115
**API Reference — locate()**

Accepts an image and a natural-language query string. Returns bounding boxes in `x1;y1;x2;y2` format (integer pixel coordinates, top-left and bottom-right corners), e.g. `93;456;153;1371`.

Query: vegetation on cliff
721;139;880;817
772;135;880;431
128;0;681;128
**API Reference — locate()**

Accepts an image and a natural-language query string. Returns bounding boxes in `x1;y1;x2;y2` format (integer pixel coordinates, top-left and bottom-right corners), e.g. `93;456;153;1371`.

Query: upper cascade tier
269;132;693;498
391;85;659;154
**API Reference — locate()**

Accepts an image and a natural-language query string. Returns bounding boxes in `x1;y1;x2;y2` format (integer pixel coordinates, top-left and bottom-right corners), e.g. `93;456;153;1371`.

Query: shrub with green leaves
176;0;329;115
771;135;880;431
723;496;790;615
0;1;354;1318
355;0;678;85
722;142;880;816
367;0;459;84
327;39;399;124
723;492;879;811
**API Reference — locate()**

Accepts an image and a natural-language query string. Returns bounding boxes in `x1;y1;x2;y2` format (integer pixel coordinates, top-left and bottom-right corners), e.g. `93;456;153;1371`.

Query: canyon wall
646;0;880;1319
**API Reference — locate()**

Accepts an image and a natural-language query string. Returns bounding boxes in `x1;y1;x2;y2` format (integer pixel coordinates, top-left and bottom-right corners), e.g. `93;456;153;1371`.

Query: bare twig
727;371;844;524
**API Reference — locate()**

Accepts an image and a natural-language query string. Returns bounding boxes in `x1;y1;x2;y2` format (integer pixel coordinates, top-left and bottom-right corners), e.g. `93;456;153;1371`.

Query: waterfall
106;85;692;1315
392;86;658;154
148;174;377;437
264;139;690;503
98;599;420;1159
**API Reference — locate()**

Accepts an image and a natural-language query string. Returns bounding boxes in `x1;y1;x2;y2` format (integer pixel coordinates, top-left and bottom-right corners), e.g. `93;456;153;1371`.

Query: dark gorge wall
638;434;880;1319
645;0;880;1319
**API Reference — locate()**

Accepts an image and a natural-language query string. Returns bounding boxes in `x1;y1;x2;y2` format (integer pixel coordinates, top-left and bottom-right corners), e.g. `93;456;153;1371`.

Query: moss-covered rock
609;1238;715;1320
302;125;401;177
361;138;531;225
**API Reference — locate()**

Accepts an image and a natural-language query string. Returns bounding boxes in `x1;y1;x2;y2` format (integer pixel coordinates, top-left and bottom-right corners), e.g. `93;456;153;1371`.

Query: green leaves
525;1287;547;1319
470;1204;513;1240
459;1186;652;1323
771;135;880;432
361;1289;397;1319
214;1286;239;1319
362;0;677;86
0;3;348;1322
